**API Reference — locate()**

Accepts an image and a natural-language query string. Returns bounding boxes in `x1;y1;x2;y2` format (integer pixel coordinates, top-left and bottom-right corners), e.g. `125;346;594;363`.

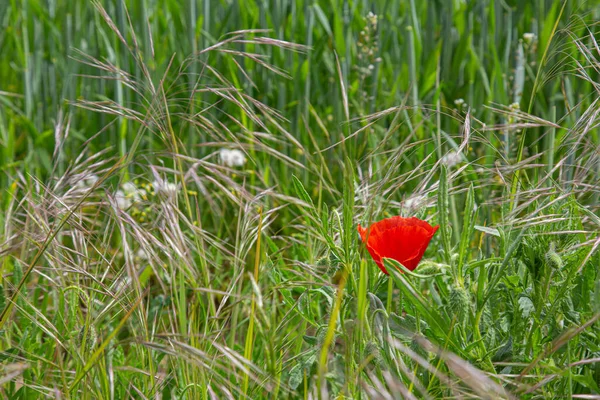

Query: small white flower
366;12;377;25
115;190;131;210
117;181;148;205
441;151;462;168
165;182;177;193
454;98;465;107
122;182;137;194
219;148;247;168
523;33;536;44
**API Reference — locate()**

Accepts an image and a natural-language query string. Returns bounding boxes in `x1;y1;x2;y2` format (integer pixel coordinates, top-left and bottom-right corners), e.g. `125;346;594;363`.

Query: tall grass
1;0;600;398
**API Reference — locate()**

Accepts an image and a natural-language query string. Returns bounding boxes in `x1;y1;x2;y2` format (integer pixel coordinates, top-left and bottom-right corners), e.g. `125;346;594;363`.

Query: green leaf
518;296;535;319
288;364;303;390
303;335;318;345
292;175;315;210
438;165;452;263
475;225;500;237
386;259;455;345
457;184;476;280
312;4;332;37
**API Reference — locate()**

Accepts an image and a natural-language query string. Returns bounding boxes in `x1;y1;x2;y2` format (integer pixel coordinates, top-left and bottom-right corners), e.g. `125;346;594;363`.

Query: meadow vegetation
1;0;600;398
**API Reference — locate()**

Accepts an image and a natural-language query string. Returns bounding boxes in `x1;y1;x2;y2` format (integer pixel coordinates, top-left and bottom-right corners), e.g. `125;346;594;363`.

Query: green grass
1;0;600;398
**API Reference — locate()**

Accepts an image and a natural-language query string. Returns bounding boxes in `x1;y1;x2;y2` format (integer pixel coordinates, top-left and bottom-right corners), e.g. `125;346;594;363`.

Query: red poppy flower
358;216;439;274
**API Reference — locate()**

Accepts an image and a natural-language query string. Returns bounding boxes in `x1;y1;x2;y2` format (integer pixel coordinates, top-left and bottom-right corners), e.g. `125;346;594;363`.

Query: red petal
359;216;439;274
357;224;368;242
365;242;387;274
376;226;429;270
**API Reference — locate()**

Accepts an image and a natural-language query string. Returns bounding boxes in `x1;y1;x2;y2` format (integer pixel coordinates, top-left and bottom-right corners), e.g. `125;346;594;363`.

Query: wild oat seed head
85;174;99;187
403;194;426;212
441;151;462;168
153;180;178;200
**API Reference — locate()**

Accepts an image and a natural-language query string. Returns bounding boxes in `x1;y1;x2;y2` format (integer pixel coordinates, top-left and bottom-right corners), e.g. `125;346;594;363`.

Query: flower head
122;182;146;202
219;148;246;167
523;32;536;44
115;190;131;210
358;216;439;274
122;182;137;194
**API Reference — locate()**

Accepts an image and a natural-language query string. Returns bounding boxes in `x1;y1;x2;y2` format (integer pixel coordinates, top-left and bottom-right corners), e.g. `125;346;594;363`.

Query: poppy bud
415;261;446;276
448;285;470;324
545;243;563;270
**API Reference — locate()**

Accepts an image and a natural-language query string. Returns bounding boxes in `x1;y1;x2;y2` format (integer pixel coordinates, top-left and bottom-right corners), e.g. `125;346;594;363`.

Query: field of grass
1;0;600;398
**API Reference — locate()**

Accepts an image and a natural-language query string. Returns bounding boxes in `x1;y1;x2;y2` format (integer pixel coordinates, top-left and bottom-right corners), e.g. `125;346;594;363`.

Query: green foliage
1;0;600;399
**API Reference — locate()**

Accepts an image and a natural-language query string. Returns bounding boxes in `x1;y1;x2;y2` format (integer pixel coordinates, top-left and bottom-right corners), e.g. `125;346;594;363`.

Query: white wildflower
115;190;131;210
454;98;465;107
219;148;246;167
120;182;146;203
133;189;146;202
441;151;462;168
367;12;378;25
122;182;137;194
523;33;536;44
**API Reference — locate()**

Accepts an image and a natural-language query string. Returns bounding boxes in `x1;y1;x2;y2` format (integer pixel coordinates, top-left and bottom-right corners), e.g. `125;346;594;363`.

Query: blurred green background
2;0;599;183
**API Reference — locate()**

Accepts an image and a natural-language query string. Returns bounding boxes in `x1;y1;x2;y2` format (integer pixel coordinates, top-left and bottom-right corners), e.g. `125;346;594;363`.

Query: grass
1;0;600;398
